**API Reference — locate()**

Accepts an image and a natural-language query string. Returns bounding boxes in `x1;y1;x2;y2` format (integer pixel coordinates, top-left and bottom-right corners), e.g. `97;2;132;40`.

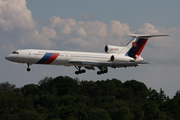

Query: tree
122;80;148;106
96;79;116;96
159;88;167;102
88;83;103;97
51;76;81;96
38;77;53;85
148;88;163;104
21;84;39;96
0;81;16;92
143;100;159;120
2;76;180;120
18;110;43;120
87;108;111;120
111;107;134;120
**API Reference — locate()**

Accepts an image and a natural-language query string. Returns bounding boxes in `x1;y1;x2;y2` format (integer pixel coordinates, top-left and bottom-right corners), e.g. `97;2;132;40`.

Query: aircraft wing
81;62;151;68
68;59;99;65
68;59;98;70
68;60;151;68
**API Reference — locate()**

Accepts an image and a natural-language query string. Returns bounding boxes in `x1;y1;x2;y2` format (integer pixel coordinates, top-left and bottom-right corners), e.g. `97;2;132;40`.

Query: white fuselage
5;49;143;66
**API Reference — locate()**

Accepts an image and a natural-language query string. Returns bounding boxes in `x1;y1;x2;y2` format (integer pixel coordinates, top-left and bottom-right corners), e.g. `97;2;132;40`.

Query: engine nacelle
105;45;124;54
110;55;135;62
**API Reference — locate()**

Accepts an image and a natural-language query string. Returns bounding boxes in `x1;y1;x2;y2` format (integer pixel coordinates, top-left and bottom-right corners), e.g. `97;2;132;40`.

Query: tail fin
120;34;169;58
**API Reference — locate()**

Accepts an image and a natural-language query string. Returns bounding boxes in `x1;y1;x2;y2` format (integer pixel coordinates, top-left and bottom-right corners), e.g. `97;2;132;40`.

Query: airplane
5;34;169;75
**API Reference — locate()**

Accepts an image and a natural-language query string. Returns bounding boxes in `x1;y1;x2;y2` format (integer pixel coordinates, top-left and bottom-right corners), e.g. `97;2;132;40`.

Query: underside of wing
68;60;151;68
82;62;151;68
68;60;97;70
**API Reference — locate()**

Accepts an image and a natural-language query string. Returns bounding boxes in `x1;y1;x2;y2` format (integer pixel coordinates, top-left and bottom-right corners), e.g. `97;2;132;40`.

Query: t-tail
120;34;169;58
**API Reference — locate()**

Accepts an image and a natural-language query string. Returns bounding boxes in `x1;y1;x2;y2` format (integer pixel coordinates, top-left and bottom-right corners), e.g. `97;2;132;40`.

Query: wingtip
139;62;154;64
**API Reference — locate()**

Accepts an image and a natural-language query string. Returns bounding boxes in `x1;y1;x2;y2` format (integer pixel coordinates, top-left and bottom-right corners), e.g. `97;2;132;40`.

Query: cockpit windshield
12;51;19;54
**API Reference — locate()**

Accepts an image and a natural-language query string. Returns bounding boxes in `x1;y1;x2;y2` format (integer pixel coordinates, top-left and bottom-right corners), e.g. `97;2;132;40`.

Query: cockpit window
12;51;19;54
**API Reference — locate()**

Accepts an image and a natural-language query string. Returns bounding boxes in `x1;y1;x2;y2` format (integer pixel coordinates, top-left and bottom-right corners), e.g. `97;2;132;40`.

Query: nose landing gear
27;63;31;72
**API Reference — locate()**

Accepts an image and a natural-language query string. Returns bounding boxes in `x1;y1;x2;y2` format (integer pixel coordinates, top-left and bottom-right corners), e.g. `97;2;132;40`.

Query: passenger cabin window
12;51;19;54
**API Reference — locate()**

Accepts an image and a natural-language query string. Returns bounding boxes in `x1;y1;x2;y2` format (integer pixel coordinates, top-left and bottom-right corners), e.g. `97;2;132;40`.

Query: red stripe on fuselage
43;53;59;64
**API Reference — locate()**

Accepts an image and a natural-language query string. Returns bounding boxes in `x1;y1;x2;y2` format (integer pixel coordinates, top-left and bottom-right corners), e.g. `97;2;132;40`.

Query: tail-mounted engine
105;45;124;54
110;55;135;62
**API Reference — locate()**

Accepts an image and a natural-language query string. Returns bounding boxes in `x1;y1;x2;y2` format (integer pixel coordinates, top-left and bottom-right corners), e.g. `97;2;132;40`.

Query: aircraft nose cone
5;55;12;61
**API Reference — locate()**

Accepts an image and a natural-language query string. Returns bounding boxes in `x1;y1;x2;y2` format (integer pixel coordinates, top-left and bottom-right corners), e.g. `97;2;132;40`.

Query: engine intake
110;55;114;61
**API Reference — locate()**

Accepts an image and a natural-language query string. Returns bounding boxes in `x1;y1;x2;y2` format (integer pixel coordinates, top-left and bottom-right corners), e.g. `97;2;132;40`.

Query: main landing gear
27;63;31;72
75;66;86;75
97;67;108;75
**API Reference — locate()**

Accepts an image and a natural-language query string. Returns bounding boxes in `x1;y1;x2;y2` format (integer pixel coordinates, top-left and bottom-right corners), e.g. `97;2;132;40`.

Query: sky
1;0;180;98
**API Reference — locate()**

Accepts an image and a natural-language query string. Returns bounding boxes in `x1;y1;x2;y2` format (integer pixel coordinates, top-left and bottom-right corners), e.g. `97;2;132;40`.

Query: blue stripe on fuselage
36;53;52;64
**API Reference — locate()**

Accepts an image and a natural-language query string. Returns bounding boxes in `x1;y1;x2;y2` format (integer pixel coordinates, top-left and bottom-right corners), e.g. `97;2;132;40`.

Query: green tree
38;76;53;85
48;76;81;96
143;100;159;120
2;76;180;120
122;80;148;106
0;81;16;91
96;79;116;96
148;88;164;105
88;83;103;97
21;84;39;96
18;110;43;120
110;107;135;120
87;108;111;120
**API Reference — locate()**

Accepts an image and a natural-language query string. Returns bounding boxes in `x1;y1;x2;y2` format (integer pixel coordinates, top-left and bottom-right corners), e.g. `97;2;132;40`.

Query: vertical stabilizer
120;34;169;58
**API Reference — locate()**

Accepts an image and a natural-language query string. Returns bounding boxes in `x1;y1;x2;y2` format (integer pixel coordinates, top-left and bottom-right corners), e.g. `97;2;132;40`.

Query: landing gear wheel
104;70;108;73
97;71;101;75
75;71;79;75
82;69;86;73
27;68;31;72
97;67;108;75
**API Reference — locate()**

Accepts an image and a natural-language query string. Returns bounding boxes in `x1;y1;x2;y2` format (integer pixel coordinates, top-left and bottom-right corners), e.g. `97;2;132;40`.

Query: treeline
0;76;180;120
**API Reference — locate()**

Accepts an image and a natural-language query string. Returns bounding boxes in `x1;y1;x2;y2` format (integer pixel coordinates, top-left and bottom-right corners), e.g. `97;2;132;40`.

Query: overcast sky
1;0;180;98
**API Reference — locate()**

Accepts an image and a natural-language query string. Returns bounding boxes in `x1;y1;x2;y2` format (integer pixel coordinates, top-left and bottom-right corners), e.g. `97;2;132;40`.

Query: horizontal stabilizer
127;34;169;38
119;34;170;57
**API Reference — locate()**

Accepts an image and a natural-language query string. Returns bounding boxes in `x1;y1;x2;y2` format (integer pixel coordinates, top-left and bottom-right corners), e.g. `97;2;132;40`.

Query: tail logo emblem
132;42;138;48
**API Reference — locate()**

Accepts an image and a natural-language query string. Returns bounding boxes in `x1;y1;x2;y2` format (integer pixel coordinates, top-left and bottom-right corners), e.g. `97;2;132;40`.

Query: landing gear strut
97;67;108;75
27;63;31;72
75;66;86;75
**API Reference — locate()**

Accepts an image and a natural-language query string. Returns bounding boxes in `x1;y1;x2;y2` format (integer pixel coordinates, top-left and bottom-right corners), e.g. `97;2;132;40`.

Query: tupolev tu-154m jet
5;34;169;75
